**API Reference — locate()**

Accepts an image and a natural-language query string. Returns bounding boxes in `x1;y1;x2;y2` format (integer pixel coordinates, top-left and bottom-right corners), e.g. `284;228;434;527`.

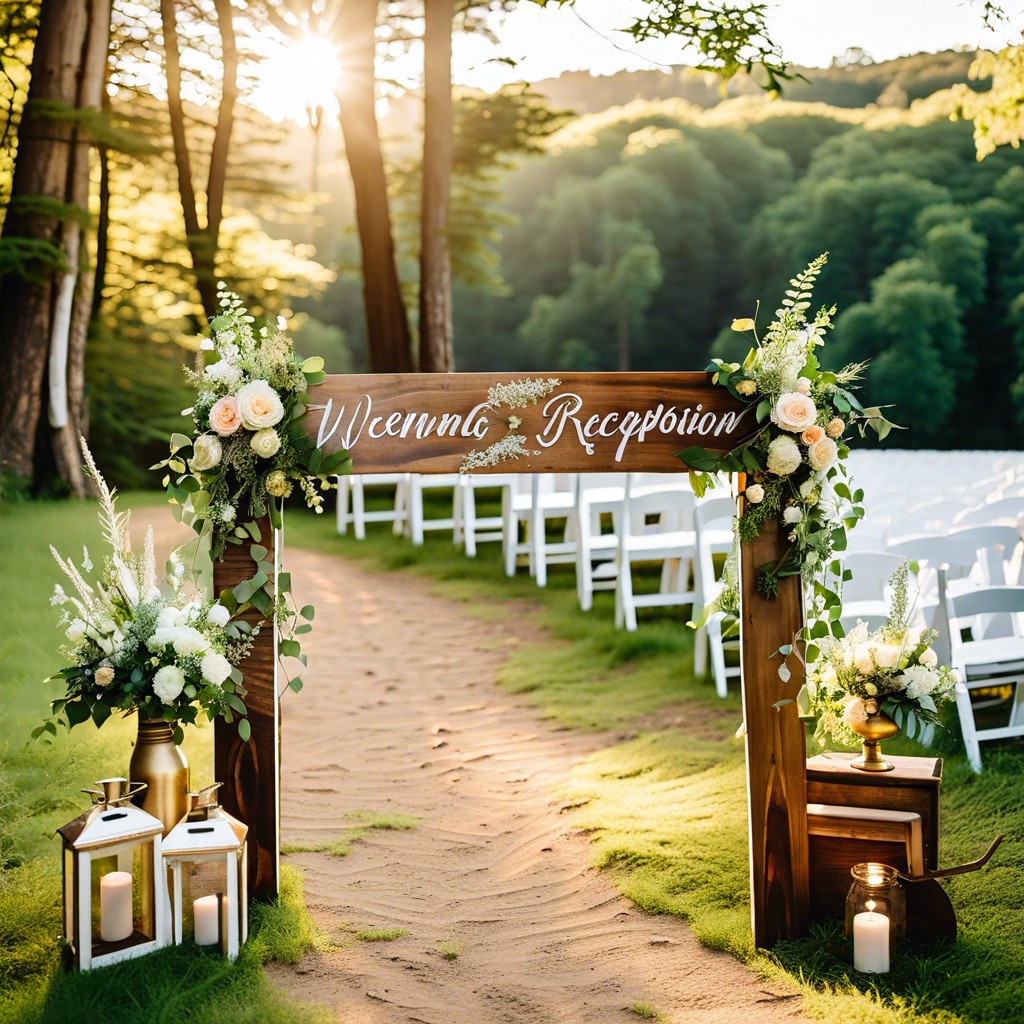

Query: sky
452;0;1017;91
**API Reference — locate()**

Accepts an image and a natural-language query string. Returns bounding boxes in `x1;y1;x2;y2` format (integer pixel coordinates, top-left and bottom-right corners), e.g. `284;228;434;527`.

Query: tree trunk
337;0;413;373
0;0;109;495
418;0;455;372
160;0;236;320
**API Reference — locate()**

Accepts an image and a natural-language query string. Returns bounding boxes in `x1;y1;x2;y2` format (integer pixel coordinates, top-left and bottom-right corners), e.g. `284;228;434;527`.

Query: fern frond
78;435;130;554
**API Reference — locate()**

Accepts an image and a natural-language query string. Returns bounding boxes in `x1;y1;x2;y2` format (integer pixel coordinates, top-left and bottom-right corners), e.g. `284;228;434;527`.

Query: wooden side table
805;752;943;923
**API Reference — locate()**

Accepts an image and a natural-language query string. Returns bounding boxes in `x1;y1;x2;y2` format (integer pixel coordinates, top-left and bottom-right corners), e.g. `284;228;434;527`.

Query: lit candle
853;904;890;973
194;895;220;947
99;871;133;943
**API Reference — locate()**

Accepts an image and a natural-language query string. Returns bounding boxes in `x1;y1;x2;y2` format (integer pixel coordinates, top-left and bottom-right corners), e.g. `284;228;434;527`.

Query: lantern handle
899;834;1003;883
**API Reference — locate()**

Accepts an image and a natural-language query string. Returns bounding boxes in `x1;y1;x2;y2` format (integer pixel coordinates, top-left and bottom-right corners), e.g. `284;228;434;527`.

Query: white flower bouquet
807;563;958;747
157;287;351;559
36;442;255;745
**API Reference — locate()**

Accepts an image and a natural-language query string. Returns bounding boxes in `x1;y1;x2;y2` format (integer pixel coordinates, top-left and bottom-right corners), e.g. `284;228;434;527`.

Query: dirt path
265;546;803;1024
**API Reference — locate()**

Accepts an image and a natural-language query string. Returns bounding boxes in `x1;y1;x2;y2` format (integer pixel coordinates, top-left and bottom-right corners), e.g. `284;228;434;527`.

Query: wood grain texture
213;516;279;900
304;372;749;474
739;517;810;947
806;753;942;871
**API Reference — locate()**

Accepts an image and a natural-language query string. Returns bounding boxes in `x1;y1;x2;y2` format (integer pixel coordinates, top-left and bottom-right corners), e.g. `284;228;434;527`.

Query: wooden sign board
219;371;808;950
307;372;749;474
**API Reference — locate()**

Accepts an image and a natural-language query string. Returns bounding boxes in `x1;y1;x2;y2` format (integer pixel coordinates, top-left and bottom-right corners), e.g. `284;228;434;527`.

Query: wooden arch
214;372;809;948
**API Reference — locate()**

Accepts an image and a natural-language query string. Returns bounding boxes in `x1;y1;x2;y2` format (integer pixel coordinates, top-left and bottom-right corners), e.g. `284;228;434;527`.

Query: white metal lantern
57;778;168;971
162;784;248;961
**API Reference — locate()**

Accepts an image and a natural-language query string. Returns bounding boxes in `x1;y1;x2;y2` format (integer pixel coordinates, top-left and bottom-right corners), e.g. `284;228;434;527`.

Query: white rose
766;435;801;476
783;505;803;525
853;643;876;676
772;392;817;432
206;604;231;628
235;380;284;430
153;665;186;704
250;428;282;459
172;627;210;657
201;651;233;687
745;484;764;504
807;436;838;473
66;619;87;644
873;644;901;670
918;647;938;667
190;434;222;472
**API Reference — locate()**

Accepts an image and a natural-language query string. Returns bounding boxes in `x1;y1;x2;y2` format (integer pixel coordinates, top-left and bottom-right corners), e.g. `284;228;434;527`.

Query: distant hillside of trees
530;50;988;114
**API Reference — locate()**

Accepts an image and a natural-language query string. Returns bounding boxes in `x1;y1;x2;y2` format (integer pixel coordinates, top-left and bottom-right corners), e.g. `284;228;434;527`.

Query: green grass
353;927;408;942
282;809;419;858
629;1004;664;1021
436;940;464;960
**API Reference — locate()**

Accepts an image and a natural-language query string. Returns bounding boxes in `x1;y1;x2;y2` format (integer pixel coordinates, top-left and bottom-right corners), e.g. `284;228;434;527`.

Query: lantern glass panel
180;858;229;946
88;840;158;955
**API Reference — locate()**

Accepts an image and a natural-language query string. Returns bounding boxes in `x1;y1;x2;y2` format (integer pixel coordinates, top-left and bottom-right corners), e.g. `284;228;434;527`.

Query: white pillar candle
99;871;134;943
853;910;890;973
194;895;220;947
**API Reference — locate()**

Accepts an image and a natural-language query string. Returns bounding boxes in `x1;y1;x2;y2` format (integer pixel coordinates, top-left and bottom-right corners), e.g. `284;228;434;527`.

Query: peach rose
795;377;812;395
801;424;825;446
772;392;817;432
807;436;838;472
236;380;284;430
209;396;242;436
826;417;845;439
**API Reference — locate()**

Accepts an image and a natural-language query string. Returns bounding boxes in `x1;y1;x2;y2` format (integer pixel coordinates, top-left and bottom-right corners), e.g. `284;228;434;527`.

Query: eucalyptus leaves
156;288;350;718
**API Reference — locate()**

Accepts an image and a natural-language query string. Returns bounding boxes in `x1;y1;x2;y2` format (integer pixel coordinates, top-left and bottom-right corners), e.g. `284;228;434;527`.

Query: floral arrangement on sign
679;254;898;627
461;377;561;473
807;563;958;747
154;286;351;702
35;441;254;745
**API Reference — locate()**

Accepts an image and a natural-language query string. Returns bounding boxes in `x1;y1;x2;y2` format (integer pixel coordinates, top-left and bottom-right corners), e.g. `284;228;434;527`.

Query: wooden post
739;517;810;947
213;516;280;900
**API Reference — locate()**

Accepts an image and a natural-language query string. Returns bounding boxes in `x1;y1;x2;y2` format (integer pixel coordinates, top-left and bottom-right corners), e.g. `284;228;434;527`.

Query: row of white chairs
337;472;740;697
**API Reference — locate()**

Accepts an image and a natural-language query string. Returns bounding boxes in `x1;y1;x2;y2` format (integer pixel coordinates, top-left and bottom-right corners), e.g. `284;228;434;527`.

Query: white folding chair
949;525;1024;587
405;473;460;546
938;573;1024;771
885;535;979;626
692;496;737;697
838;552;908;631
501;474;578;583
615;478;697;632
574;473;627;611
336;473;408;540
454;474;516;557
954;497;1024;528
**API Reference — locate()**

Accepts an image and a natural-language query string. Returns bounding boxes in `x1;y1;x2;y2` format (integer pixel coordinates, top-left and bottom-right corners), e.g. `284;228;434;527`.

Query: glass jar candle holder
845;862;905;974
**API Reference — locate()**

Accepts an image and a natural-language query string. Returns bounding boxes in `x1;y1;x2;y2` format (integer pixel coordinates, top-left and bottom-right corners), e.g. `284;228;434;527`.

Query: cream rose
250;428;282;459
153;665;185;704
918;647;938;667
826;417;845;439
873;644;901;670
772;392;817;432
190;434;222;472
801;424;825;446
794;377;812;396
766;435;801;476
745;483;764;504
783;505;803;525
236;380;284;430
94;665;115;687
807;436;838;472
209;396;242;436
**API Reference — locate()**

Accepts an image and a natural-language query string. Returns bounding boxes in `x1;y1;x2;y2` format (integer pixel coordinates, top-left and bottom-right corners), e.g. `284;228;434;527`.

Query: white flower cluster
485;377;561;411
461;434;541;475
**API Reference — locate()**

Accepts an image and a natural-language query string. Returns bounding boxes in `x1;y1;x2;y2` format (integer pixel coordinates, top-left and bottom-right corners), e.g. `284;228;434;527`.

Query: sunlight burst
253;32;342;124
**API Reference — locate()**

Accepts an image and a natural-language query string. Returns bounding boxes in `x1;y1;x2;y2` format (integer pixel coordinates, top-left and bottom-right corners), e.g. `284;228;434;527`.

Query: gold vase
849;698;899;773
129;717;189;834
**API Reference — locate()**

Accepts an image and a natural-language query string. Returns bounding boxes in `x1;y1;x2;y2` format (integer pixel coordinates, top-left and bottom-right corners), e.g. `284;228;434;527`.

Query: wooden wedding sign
214;372;809;948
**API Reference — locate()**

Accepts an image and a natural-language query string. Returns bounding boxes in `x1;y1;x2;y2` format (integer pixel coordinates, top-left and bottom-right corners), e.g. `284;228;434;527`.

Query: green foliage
354;927;409;942
246;864;322;966
283;810;418;859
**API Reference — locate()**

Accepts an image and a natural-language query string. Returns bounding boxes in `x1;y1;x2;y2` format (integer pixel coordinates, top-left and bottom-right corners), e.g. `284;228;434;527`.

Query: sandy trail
265;546;803;1024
